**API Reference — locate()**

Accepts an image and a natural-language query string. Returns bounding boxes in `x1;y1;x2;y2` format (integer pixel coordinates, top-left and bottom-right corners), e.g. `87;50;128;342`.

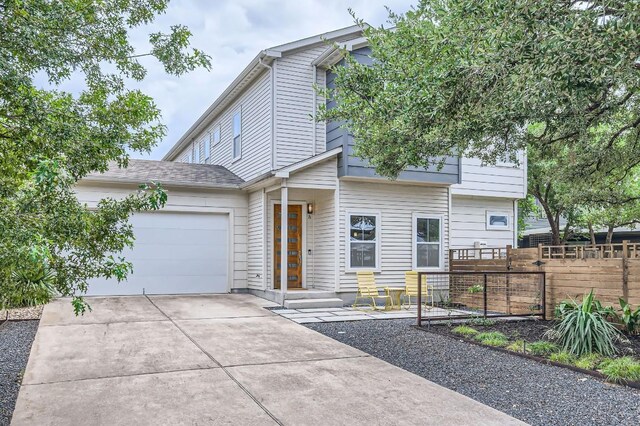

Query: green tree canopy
320;0;640;244
0;1;210;312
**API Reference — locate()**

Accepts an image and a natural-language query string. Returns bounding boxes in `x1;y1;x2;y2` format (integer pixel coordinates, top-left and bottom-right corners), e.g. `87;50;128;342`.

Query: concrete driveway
12;294;523;425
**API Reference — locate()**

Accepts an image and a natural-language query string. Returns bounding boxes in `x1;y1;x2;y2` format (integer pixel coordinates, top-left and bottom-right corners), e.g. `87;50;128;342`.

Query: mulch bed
425;319;640;356
0;320;39;426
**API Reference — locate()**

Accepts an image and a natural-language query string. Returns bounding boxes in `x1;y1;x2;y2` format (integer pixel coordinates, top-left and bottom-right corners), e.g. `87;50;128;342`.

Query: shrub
475;331;509;347
547;290;620;357
574;353;601;370
468;284;484;294
468;317;496;327
452;325;478;337
619;298;640;335
599;357;640;383
506;339;527;353
549;351;575;364
528;340;559;356
0;265;56;310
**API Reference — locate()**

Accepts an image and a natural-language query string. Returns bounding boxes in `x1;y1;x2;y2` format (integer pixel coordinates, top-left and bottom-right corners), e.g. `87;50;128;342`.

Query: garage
86;211;230;296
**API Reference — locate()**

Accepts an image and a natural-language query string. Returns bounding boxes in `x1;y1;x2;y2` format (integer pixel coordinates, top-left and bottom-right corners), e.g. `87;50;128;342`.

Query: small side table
385;287;405;310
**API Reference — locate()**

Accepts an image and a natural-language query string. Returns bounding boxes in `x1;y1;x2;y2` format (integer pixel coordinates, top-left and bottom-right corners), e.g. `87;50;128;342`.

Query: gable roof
162;25;365;162
82;159;243;189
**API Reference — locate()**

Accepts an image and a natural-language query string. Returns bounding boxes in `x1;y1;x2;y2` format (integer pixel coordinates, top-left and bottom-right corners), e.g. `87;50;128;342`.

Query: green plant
1;265;56;309
506;339;527;353
468;284;484;294
452;325;478;337
619;298;640;335
528;341;559;356
468;317;496;327
475;331;509;347
549;351;575;364
574;353;601;370
598;357;640;383
547;290;620;357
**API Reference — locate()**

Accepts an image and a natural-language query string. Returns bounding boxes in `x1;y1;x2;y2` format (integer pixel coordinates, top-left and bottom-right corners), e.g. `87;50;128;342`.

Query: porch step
284;290;337;300
283;298;344;309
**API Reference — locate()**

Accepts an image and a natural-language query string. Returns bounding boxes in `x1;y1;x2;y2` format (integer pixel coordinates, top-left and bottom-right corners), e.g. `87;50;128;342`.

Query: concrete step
284;291;337;300
284;298;344;309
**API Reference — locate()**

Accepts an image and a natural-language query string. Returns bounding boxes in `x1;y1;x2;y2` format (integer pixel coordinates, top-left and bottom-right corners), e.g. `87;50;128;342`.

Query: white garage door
86;212;229;295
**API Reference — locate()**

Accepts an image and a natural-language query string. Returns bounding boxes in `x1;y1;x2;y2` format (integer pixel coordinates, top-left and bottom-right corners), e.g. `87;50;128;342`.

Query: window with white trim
232;111;241;160
347;213;380;269
210;125;220;146
193;141;200;163
413;214;442;269
204;134;210;162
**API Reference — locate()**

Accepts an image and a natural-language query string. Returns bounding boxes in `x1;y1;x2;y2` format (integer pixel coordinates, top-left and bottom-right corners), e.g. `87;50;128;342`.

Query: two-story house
77;25;526;306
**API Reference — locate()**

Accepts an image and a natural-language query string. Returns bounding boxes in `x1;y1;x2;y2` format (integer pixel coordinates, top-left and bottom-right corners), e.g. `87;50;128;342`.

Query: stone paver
270;306;471;323
12;294;523;425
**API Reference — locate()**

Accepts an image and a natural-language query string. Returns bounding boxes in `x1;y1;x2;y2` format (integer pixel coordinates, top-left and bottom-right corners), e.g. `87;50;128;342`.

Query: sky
126;0;415;159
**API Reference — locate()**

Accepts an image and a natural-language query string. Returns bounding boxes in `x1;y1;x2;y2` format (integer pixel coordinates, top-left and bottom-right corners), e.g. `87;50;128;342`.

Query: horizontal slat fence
450;242;640;319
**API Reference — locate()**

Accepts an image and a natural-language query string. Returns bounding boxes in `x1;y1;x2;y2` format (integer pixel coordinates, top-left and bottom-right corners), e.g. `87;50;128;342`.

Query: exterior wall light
307;203;314;215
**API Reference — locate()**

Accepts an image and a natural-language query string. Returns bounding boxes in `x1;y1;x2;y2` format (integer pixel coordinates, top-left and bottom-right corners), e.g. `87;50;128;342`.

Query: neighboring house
77;25;526;306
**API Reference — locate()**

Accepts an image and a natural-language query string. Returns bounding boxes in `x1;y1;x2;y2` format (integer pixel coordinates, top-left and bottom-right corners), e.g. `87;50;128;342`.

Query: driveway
12;294;523;425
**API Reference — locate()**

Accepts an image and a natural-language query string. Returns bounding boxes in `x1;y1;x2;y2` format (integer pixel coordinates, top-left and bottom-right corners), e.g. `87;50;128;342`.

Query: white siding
287;158;337;189
310;189;336;290
337;180;450;292
174;71;272;181
450;196;516;249
74;182;248;291
452;157;526;198
247;189;265;290
274;45;327;168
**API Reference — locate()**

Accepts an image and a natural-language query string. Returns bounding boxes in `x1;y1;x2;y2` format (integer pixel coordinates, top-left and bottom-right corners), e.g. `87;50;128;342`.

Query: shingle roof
84;159;244;188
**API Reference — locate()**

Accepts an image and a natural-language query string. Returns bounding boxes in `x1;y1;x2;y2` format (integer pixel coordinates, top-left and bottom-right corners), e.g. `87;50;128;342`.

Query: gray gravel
0;321;38;426
306;319;640;426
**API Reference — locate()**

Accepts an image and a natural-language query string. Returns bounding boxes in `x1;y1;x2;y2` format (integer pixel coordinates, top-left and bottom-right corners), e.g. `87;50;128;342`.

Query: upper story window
193;141;200;163
211;125;221;146
232;110;242;161
204;134;210;163
413;214;443;269
347;212;380;270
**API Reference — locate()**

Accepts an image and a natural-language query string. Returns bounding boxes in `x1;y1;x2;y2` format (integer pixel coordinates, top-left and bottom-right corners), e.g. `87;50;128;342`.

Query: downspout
258;55;276;170
513;199;518;248
312;64;317;156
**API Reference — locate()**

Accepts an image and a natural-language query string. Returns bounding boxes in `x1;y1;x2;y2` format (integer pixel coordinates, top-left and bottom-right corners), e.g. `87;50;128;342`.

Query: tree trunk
588;223;596;245
606;224;615;244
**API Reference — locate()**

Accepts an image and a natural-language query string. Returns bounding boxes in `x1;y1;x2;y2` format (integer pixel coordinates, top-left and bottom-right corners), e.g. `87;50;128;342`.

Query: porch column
280;180;288;303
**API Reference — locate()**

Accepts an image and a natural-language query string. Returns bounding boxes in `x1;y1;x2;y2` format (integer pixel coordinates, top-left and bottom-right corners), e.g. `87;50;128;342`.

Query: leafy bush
468;284;484;294
619;298;640;335
528;340;559;356
599;357;640;383
0;265;56;309
506;339;526;353
547;290;620;357
574;353;601;370
475;331;509;347
468;317;496;327
549;351;575;364
452;325;478;337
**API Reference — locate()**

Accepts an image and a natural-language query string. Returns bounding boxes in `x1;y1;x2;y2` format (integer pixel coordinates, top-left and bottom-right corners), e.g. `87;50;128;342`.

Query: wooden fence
450;242;640;319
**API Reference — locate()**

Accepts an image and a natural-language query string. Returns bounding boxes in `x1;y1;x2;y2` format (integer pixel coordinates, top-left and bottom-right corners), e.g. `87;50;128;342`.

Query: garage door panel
86;212;229;295
129;213;228;230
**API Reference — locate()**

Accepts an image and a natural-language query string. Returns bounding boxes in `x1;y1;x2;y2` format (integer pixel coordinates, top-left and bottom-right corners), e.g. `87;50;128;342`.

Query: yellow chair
353;271;394;310
401;271;433;310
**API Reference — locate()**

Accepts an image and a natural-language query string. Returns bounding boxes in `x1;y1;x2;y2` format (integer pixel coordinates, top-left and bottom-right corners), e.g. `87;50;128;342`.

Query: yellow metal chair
353;271;394;310
401;271;433;310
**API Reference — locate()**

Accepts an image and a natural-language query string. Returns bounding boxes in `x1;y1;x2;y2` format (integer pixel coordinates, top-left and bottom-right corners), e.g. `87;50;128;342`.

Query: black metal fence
417;271;546;325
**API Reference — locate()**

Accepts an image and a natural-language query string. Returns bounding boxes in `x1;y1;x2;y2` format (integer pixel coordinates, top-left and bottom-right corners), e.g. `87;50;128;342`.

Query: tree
0;1;210;313
320;0;640;237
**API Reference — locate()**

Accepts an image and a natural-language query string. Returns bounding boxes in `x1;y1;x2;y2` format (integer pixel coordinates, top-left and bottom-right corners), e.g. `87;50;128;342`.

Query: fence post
537;243;543;262
483;273;488;319
417;272;422;326
623;240;630;302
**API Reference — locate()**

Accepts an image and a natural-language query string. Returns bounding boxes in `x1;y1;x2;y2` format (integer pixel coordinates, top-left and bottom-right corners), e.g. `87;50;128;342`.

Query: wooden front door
274;204;303;289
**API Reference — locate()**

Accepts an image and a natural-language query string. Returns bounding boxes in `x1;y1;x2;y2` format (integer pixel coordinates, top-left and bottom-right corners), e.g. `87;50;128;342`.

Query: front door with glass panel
274;204;303;289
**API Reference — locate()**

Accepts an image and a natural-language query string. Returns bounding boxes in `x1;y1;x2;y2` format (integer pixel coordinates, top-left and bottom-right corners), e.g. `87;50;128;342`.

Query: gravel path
307;319;640;426
0;321;39;426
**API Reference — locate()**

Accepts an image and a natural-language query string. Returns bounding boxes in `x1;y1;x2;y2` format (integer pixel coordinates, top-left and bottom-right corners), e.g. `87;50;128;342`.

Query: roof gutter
80;175;242;191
